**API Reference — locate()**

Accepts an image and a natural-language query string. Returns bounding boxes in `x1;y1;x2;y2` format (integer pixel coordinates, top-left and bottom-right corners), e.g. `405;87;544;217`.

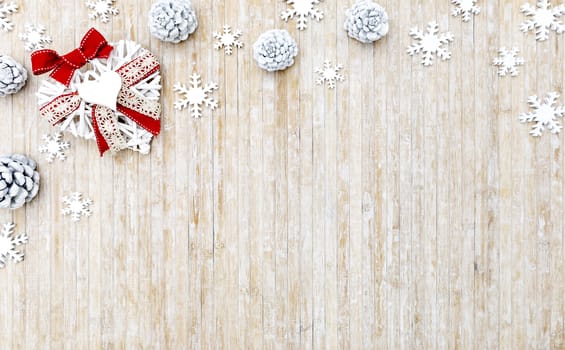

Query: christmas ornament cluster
0;0;565;270
145;0;390;72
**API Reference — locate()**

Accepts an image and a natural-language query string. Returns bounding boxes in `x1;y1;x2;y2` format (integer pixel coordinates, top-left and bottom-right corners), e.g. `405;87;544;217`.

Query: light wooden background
0;0;564;348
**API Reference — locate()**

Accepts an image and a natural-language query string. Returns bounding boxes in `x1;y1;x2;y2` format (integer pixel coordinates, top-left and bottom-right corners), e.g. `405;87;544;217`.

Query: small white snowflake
0;0;18;32
407;22;454;66
315;60;344;89
214;25;244;55
0;223;28;269
62;192;93;222
173;73;219;119
451;0;481;22
86;0;118;23
18;24;52;52
493;47;525;77
519;92;565;137
39;133;70;163
281;0;324;30
520;0;565;41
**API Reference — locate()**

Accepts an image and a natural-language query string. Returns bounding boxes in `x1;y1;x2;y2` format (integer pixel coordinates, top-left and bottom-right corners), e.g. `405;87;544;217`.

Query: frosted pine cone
0;55;27;97
0;154;40;210
253;29;298;72
344;0;389;44
149;0;198;43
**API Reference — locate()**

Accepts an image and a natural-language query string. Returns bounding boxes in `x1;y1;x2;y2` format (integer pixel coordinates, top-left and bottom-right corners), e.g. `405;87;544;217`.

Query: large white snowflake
62;192;93;222
18;24;52;52
520;0;565;41
451;0;481;22
173;73;219;119
493;47;525;77
0;223;28;269
39;133;70;163
281;0;324;30
315;60;344;89
86;0;118;23
214;25;243;55
519;92;565;137
407;22;454;66
0;0;17;32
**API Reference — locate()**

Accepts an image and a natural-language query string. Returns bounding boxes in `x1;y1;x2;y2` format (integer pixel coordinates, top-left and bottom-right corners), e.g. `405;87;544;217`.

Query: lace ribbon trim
93;105;126;153
117;51;160;88
39;93;82;125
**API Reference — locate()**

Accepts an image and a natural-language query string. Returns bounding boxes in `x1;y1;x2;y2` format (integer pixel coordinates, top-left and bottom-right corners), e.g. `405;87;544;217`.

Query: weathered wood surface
0;0;564;348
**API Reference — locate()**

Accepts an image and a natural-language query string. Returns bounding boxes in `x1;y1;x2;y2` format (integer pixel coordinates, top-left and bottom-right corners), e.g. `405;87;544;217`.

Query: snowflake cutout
173;73;219;119
214;25;243;55
407;22;454;66
0;223;28;269
39;133;70;163
315;60;344;89
62;192;93;222
493;47;525;77
451;0;480;22
18;24;52;51
86;0;118;23
281;0;324;30
520;0;565;41
519;92;565;137
0;0;18;32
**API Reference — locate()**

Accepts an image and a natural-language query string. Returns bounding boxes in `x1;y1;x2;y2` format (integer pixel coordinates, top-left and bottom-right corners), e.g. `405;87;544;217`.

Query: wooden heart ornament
77;71;122;111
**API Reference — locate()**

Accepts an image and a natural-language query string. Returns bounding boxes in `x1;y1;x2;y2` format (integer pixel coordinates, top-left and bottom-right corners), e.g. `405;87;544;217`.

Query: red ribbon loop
31;28;113;87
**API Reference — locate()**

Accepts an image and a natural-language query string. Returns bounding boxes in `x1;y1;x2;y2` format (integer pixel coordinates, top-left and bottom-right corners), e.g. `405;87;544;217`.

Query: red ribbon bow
31;28;113;87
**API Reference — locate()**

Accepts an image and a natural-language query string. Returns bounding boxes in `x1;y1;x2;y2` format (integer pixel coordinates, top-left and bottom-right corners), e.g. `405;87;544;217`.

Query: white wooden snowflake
407;22;454;66
451;0;480;22
214;25;243;55
519;92;565;137
0;0;18;32
281;0;324;30
315;60;344;89
18;24;52;52
0;223;28;269
493;47;525;77
62;192;93;222
173;73;219;119
86;0;118;23
520;0;565;41
39;133;70;163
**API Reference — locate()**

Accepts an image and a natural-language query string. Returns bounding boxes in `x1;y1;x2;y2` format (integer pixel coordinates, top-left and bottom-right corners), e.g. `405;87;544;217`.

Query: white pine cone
253;30;298;72
0;154;40;210
0;55;27;97
344;0;389;44
149;0;198;43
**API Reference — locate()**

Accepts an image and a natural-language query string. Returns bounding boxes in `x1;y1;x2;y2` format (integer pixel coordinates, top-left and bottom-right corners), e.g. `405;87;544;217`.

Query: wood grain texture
0;0;564;348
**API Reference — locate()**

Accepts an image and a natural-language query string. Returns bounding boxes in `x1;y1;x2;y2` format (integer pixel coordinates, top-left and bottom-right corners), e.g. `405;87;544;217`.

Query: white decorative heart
77;71;122;111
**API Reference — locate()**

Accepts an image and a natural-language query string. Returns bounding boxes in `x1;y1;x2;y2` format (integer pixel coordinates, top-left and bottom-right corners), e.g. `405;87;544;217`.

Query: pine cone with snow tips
344;0;389;44
253;30;298;72
0;55;27;97
0;154;40;210
148;0;198;43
